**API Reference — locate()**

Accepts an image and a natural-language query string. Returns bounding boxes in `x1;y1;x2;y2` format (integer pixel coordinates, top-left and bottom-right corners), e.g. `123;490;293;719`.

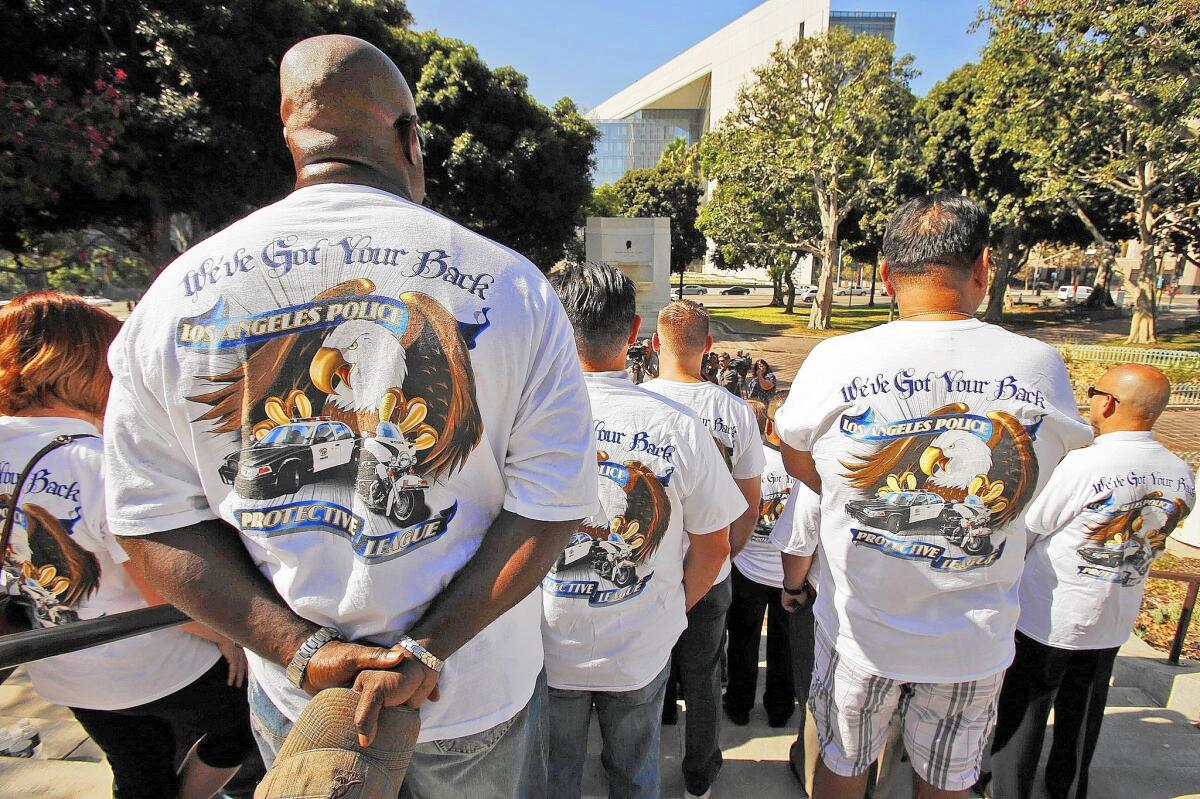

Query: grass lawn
1099;325;1200;351
709;303;894;337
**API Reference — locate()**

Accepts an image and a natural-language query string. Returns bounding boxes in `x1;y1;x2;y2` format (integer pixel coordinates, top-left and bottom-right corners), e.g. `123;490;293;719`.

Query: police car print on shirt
1075;491;1189;586
754;480;792;544
838;401;1040;572
543;452;672;607
178;277;490;564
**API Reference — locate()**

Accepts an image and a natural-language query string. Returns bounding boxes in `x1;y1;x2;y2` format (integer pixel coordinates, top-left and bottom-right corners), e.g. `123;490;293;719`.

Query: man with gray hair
543;262;744;798
774;193;1092;799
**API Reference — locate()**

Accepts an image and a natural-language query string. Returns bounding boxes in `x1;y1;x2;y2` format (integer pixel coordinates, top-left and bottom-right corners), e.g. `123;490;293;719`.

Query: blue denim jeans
248;671;548;799
547;662;671;799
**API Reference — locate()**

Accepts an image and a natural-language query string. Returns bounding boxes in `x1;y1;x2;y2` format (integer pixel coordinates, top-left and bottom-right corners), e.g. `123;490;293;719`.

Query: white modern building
589;1;896;186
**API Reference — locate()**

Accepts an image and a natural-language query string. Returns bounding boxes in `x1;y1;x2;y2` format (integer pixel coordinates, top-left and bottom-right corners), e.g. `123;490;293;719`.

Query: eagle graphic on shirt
839;402;1038;564
182;279;489;516
551;452;672;591
1077;492;1189;583
1;498;98;626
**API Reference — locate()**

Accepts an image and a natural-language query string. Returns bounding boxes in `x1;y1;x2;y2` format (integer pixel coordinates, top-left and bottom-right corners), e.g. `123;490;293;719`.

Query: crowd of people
0;34;1196;799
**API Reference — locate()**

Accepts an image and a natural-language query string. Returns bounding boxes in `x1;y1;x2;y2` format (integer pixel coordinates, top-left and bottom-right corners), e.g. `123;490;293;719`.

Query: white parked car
797;287;819;304
681;285;708;295
835;285;869;297
1056;285;1093;302
82;295;113;307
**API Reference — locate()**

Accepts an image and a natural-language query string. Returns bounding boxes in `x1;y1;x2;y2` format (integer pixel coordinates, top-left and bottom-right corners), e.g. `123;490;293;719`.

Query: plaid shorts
809;630;1004;791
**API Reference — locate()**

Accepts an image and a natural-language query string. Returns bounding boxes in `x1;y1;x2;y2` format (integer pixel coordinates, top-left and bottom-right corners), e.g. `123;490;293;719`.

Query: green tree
613;164;707;274
917;63;1095;322
0;1;596;276
978;0;1200;343
698;126;821;312
717;28;917;329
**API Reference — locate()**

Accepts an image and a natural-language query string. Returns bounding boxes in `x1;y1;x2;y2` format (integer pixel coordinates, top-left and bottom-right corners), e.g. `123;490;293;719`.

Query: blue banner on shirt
597;461;673;488
236;499;456;564
850;528;1005;572
839;409;1041;443
176;295;411;350
542;573;654;607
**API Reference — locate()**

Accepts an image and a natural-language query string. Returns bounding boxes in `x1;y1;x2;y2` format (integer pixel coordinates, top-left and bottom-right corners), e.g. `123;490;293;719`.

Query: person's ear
628;314;642;345
880;258;895;297
705;335;714;354
973;248;991;289
766;417;776;439
651;332;661;352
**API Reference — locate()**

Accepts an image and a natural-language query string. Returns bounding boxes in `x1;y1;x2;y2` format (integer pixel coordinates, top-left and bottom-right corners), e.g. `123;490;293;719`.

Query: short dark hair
549;261;636;360
882;193;990;278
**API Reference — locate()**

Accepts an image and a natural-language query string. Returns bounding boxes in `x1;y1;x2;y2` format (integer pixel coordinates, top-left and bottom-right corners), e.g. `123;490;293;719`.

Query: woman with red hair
0;292;253;799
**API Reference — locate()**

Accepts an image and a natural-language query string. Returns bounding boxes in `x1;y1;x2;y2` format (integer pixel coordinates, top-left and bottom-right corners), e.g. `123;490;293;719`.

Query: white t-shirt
541;372;745;691
775;319;1093;682
0;417;218;710
1178;465;1200;547
642;377;765;582
768;479;824;590
103;183;598;742
1019;431;1195;650
734;444;791;588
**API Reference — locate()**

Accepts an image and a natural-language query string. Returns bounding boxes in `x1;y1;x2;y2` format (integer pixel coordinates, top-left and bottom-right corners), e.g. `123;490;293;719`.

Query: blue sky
405;0;989;109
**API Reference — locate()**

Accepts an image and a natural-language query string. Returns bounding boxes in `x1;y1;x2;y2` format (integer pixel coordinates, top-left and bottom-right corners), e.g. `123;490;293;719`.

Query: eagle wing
623;462;672;564
1147;494;1190;552
983;411;1039;528
188;279;375;438
398;292;483;481
21;503;101;607
841;403;969;495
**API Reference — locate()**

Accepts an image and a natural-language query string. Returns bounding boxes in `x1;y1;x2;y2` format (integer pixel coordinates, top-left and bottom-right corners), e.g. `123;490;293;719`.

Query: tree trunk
808;235;837;330
1126;167;1158;344
984;227;1020;323
783;260;797;315
771;269;785;307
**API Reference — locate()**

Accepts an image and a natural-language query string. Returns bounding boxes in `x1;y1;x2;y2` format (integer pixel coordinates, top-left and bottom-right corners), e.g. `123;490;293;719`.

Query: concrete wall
588;0;832;126
585;217;673;328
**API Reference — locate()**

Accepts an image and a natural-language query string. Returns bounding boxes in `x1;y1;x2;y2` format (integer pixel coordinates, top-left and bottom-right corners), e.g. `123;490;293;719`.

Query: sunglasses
394;113;427;158
1086;386;1120;403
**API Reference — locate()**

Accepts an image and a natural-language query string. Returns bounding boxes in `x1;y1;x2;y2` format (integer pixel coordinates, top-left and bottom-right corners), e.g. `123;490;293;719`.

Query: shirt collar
0;415;100;436
584;370;633;384
1095;430;1156;444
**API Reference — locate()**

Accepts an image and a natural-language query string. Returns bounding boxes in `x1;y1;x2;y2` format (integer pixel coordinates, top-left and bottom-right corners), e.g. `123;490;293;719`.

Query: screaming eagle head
920;430;993;490
310;320;408;414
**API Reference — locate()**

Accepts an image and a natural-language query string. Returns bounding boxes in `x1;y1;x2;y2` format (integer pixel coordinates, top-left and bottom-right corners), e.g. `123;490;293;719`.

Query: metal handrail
0;604;188;671
1147;569;1200;665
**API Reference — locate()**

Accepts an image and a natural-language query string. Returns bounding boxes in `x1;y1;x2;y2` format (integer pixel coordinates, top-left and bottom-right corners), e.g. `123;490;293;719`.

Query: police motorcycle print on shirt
179;276;490;564
835;369;1043;573
543;452;673;607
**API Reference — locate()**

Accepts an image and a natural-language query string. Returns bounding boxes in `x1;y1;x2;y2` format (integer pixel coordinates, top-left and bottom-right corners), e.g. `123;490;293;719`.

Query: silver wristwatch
285;626;343;689
397;634;444;673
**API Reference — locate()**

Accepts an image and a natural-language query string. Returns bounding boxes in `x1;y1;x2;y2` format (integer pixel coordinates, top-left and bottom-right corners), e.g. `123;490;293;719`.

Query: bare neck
657;352;706;383
894;286;978;320
17;404;101;429
294;163;414;202
1096;418;1155;435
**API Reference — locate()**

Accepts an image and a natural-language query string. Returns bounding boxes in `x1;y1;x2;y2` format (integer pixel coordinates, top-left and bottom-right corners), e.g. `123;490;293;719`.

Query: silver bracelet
285;626;343;689
396;634;444;673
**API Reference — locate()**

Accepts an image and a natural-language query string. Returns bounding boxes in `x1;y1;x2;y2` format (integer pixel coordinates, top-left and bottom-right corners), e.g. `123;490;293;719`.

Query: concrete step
0;756;111;799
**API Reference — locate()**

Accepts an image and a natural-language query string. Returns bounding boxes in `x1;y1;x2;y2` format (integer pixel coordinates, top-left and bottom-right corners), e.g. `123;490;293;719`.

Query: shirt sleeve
770;481;821;556
75;444;130;564
502;277;598;521
774;344;833;452
680;416;748;535
104;334;218;537
1039;344;1094;454
732;403;766;480
1024;452;1092;538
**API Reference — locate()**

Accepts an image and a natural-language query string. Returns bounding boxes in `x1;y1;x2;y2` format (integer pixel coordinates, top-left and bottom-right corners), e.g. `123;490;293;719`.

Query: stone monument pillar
585;217;671;330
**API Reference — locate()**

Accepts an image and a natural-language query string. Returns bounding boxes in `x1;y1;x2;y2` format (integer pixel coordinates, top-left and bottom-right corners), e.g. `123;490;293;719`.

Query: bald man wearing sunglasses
985;364;1195;799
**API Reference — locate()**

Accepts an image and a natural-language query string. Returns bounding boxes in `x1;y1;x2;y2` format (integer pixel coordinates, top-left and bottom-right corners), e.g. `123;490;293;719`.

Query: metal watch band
285;626;343;689
397;635;444;673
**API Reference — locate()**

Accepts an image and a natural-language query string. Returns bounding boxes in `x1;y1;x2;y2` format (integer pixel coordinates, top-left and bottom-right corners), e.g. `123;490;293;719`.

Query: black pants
989;632;1118;799
663;575;732;796
70;657;254;799
724;565;795;724
788;597;816;779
